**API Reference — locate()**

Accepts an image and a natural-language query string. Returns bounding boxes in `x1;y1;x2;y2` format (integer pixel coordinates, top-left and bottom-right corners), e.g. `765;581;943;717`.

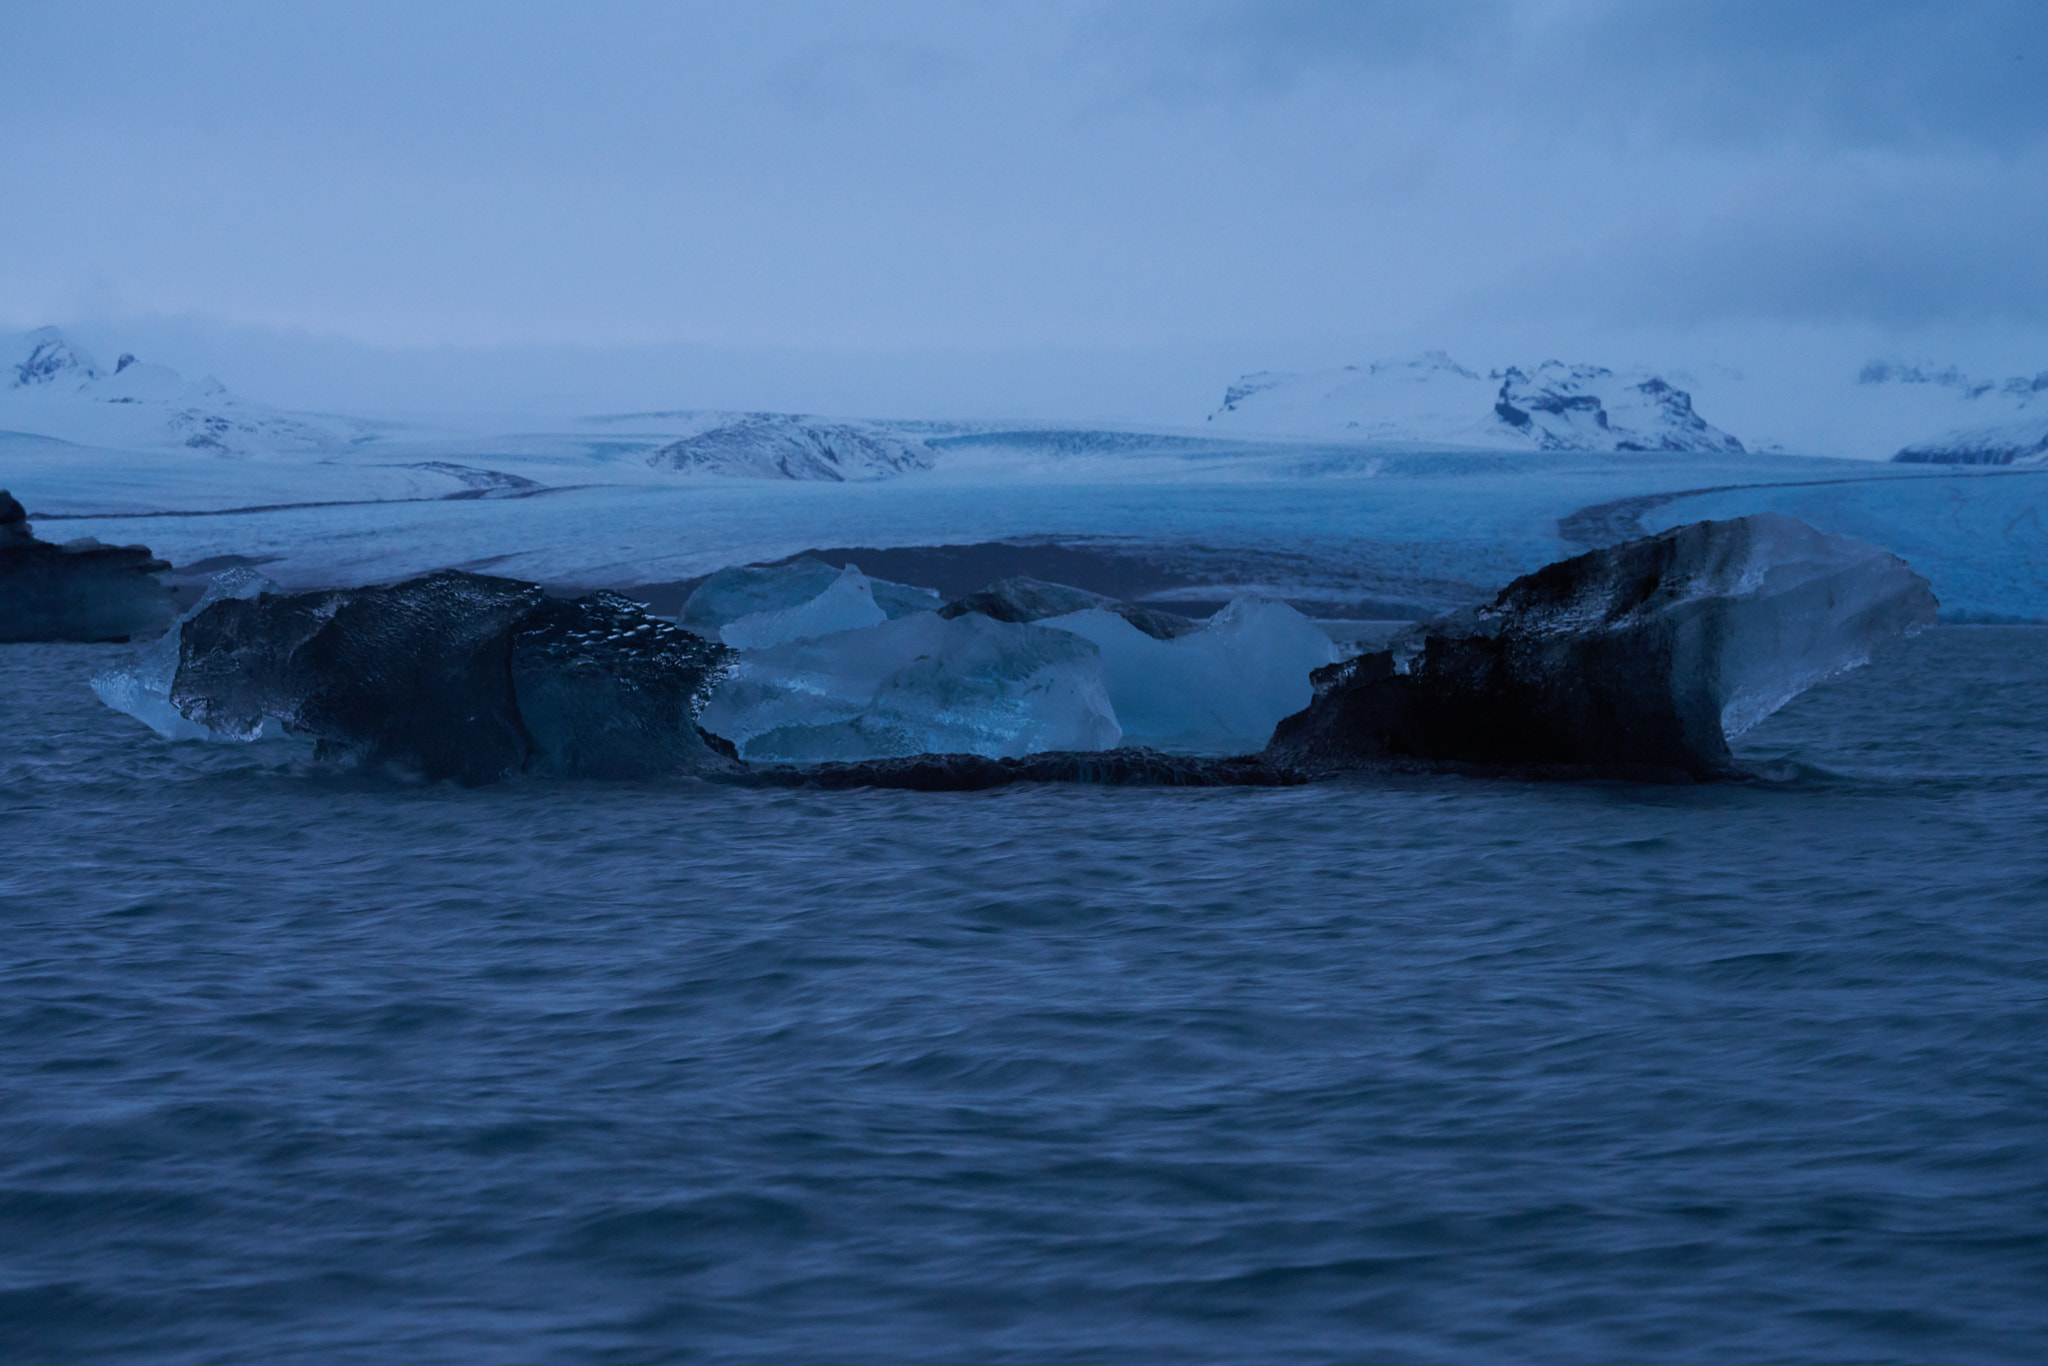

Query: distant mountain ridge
1869;363;2048;466
13;325;2048;472
1208;354;1745;453
3;327;383;456
1210;350;2048;463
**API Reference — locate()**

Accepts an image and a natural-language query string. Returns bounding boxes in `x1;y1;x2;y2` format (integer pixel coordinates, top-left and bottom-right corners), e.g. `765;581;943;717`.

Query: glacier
1038;597;1338;754
697;611;1120;763
1264;514;1938;781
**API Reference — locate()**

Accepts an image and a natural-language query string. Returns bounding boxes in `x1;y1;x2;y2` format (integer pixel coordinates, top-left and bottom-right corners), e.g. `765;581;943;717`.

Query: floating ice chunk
680;558;841;634
699;612;1120;762
717;564;890;650
1266;513;1940;779
91;566;281;741
940;574;1199;641
866;578;946;620
1039;596;1339;754
139;571;733;783
681;557;940;647
942;575;1113;623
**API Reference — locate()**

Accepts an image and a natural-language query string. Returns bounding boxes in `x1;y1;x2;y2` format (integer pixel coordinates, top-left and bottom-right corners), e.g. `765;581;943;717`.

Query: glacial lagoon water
3;629;2045;1364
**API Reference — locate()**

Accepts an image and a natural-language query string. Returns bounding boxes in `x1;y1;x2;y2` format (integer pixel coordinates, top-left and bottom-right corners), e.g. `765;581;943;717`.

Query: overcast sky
4;1;2043;416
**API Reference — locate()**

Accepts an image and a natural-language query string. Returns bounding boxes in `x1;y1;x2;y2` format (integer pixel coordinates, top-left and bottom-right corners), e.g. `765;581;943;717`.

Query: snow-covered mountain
645;413;934;481
1495;364;1743;453
1875;364;2048;465
3;327;385;456
1207;354;1744;453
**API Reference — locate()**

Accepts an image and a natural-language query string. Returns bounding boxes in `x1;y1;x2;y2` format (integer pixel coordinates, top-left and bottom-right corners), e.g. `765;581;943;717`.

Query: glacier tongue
1038;597;1338;754
698;611;1120;763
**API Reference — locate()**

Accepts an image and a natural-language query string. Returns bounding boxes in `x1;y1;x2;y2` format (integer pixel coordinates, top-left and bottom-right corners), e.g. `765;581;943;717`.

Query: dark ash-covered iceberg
1264;514;1937;780
117;570;735;783
0;490;175;643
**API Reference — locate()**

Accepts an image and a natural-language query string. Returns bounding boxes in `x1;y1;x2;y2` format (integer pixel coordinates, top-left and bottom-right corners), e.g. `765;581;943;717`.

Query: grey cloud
2;1;2044;366
1469;155;2048;329
1108;0;2048;152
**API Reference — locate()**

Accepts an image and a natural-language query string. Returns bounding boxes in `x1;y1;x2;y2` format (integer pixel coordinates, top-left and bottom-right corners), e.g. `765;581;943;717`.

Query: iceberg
680;556;942;646
1264;514;1938;780
509;591;739;779
698;611;1120;762
84;515;1942;790
1039;597;1339;754
941;575;1115;623
940;575;1199;641
98;569;736;783
716;564;889;650
92;567;278;741
680;557;843;633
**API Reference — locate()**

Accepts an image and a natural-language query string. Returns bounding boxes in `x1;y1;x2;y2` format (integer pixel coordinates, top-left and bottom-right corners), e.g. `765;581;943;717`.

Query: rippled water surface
4;630;2046;1364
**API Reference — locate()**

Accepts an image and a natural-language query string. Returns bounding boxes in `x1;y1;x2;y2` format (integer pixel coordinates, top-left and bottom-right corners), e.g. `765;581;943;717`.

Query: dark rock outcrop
169;571;735;784
1263;514;1936;781
0;490;176;643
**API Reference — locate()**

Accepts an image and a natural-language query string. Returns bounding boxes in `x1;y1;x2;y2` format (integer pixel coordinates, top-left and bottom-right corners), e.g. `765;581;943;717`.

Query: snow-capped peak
11;327;101;390
1;326;383;457
1493;362;1744;453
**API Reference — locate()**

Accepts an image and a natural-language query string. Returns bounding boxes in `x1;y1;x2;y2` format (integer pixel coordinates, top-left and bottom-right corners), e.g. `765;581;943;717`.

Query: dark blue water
4;630;2045;1364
